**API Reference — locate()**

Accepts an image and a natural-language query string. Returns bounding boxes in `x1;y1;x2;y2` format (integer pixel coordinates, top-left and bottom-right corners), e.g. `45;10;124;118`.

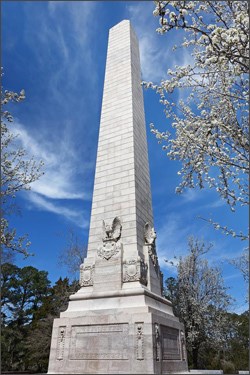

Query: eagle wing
144;222;154;244
112;217;122;241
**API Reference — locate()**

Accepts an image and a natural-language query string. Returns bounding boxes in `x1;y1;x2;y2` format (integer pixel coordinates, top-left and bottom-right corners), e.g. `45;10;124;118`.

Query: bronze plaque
161;326;181;361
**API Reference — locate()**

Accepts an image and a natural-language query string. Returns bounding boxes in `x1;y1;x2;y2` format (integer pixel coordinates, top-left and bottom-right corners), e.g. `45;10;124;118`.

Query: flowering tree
230;248;249;284
165;237;232;368
1;79;44;257
144;1;249;238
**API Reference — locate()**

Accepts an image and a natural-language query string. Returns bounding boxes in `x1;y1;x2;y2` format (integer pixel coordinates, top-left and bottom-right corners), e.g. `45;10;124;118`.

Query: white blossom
165;237;232;366
1;76;44;257
145;1;249;239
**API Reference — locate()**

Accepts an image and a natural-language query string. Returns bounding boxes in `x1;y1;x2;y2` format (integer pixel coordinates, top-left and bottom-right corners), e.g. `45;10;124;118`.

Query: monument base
47;288;188;374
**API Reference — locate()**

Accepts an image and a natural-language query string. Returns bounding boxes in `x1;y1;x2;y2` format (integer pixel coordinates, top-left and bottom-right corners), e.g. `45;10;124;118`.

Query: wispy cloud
24;1;98;103
8;2;100;225
11;120;92;228
127;2;168;82
155;210;243;271
27;192;88;228
156;213;193;270
224;272;243;281
127;2;194;83
181;188;201;203
13;121;91;200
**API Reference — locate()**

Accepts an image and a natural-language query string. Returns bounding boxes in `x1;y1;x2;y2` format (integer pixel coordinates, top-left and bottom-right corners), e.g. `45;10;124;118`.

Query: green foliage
24;277;80;372
221;360;236;374
225;311;249;370
1;263;51;371
1;263;80;373
1;263;50;326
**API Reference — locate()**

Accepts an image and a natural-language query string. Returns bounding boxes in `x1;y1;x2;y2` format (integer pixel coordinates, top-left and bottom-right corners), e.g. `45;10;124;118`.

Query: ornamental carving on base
97;217;122;260
57;326;66;360
180;330;187;361
155;323;161;361
136;323;144;360
123;257;148;286
79;264;95;287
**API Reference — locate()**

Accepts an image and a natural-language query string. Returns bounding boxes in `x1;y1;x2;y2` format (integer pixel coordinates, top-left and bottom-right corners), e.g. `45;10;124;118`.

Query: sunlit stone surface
48;20;188;374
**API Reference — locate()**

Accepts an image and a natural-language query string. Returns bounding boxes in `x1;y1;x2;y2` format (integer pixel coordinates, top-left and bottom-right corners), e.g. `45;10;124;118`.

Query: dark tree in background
1;263;79;373
1;263;51;371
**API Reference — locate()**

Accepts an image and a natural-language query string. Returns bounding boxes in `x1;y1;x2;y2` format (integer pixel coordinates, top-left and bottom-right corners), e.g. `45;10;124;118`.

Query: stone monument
48;20;188;374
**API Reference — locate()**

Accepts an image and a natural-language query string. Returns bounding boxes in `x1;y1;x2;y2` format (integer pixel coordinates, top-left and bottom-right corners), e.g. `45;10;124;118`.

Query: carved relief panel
79;264;95;287
123;257;148;286
155;323;161;362
180;330;187;361
57;326;66;360
135;323;144;360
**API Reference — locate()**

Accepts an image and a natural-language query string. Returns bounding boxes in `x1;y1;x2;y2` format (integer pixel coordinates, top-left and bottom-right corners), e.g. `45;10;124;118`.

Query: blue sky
2;1;248;314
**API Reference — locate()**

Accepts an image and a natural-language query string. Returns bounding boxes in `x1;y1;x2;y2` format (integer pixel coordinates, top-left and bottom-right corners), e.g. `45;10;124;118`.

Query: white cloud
127;2;168;82
208;199;226;208
155;210;240;272
23;1;98;105
13;121;90;200
127;2;194;83
10;120;93;227
181;188;200;203
224;272;242;281
156;213;193;270
8;2;99;226
27;192;88;228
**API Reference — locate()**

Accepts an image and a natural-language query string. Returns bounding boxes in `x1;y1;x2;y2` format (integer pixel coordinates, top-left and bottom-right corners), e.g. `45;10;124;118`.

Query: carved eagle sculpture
144;222;156;245
102;217;122;242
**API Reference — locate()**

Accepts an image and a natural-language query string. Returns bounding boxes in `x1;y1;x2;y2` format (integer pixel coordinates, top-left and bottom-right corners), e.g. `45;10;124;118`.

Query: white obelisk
48;20;188;374
88;20;153;260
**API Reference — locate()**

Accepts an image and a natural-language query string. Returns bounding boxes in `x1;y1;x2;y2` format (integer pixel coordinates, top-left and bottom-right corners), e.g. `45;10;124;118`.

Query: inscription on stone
57;326;66;360
161;326;181;361
70;324;129;360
